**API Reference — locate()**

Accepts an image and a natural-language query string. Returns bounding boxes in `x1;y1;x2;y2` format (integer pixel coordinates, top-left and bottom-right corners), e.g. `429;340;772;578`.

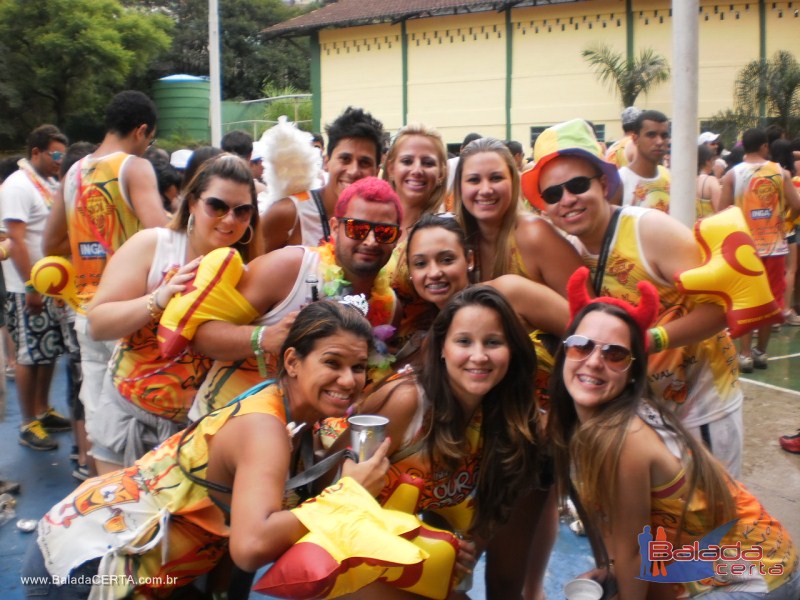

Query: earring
239;225;254;245
467;265;474;272
187;214;195;235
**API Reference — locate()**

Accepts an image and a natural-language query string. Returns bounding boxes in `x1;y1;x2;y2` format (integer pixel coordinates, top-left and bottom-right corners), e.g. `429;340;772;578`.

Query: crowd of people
0;90;798;598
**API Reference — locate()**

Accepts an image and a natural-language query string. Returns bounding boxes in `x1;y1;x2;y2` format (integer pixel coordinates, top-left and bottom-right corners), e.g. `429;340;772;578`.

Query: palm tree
734;50;800;134
581;44;671;108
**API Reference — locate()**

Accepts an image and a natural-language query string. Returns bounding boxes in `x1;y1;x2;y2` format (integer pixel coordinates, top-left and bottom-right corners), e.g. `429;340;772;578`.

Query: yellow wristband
649;326;669;353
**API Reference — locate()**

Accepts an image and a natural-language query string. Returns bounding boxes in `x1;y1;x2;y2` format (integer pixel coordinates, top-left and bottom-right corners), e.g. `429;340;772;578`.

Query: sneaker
19;420;58;451
38;407;71;433
784;310;800;326
738;354;753;373
752;347;769;369
0;480;21;494
779;431;800;454
72;464;90;482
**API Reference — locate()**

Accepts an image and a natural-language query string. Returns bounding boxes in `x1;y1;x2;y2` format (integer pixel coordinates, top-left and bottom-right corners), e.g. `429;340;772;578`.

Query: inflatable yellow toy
676;206;782;338
157;247;259;357
28;256;84;314
255;476;459;599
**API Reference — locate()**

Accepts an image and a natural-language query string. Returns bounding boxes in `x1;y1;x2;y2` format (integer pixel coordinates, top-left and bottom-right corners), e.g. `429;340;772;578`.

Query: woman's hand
341;437;391;496
260;310;299;355
454;535;477;579
156;256;202;308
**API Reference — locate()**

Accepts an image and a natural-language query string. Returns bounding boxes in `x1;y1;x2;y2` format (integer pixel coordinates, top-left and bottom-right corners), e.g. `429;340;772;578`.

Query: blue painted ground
0;358;593;599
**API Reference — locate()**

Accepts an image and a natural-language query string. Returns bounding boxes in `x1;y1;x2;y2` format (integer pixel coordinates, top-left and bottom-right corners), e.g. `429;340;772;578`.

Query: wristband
251;325;268;377
24;282;37;294
0;246;8;260
146;290;164;321
648;326;669;353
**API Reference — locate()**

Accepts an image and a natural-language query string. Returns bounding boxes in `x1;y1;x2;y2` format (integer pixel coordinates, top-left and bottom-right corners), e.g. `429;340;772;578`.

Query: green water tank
152;74;211;142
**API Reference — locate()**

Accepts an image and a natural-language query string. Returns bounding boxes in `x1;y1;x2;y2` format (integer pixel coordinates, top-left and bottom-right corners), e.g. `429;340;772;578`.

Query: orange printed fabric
111;319;212;423
733;161;787;257
378;406;482;532
66;153;142;304
37;385;288;598
651;468;798;595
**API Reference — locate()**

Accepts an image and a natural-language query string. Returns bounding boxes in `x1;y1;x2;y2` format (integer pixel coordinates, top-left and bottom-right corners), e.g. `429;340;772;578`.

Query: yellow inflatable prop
157;247;258;357
28;256;84;314
676;206;782;338
255;476;459;599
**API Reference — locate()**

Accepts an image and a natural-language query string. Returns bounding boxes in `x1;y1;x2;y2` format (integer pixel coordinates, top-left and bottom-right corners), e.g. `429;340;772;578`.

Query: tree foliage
127;0;311;101
734;50;800;135
261;82;313;131
0;0;172;148
582;44;671;108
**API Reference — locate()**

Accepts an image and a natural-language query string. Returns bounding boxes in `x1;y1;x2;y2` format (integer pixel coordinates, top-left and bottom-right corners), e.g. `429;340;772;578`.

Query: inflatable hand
253;477;426;598
676;207;782;338
157;248;259;357
28;256;84;314
379;475;460;599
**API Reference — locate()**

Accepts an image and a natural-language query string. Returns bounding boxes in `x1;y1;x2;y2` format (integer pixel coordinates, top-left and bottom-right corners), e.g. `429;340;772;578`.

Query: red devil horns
567;266;660;333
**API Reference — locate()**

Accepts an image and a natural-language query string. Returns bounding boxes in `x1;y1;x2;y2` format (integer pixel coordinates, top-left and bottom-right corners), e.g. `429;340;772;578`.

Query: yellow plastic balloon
676;206;782;337
157;247;259;357
28;256;84;314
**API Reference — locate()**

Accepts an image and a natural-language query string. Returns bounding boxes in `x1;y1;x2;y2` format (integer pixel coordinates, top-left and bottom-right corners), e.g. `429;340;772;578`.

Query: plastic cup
348;415;389;462
564;577;603;600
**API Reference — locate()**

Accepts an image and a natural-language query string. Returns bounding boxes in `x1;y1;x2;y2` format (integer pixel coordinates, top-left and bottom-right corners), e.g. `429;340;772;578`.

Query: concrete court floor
0;323;797;599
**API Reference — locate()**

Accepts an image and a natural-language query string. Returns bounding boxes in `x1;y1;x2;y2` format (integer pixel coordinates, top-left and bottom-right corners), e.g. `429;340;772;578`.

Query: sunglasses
202;197;255;222
563;335;634;372
47;151;64;162
541;175;599;205
342;218;400;244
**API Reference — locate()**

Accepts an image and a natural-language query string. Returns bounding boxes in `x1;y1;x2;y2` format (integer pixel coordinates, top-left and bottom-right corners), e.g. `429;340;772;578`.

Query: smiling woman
22;301;391;599
84;154;263;475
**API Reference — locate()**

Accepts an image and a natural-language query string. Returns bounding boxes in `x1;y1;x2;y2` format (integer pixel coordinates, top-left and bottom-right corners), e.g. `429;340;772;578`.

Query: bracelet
146;290;164;321
251;325;268;377
648;326;669;353
0;245;8;260
24;282;37;294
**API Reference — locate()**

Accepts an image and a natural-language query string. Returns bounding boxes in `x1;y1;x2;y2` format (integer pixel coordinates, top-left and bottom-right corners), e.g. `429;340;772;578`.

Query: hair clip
339;293;369;316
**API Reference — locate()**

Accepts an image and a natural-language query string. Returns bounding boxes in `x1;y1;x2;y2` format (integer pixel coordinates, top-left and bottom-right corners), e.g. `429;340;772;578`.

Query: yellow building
267;0;800;149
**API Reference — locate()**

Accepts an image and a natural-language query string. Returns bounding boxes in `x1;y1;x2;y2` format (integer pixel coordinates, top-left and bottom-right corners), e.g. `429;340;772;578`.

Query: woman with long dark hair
549;268;799;598
86;154;262;474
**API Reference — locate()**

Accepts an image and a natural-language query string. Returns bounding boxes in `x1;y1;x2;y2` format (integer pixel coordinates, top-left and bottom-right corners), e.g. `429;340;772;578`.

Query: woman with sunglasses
23;300;391;599
453;137;582;295
86;154;262;474
549;267;799;599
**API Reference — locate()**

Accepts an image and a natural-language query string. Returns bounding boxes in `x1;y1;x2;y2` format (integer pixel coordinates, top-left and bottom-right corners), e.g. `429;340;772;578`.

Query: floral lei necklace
315;241;396;378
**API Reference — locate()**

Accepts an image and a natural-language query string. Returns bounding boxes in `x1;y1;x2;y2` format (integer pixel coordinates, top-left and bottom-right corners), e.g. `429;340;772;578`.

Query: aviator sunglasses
541;175;599;205
342;218;400;245
201;197;255;222
563;335;634;372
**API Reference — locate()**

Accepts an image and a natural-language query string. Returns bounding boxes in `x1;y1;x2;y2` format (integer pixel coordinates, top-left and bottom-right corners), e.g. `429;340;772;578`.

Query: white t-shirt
1;167;56;293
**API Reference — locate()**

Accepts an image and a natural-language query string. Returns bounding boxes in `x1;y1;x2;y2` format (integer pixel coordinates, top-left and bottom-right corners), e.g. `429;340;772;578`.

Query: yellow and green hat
521;119;620;211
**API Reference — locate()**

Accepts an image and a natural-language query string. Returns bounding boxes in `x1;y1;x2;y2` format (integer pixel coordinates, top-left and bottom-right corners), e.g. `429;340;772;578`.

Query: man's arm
42;185;70;256
192;247;304;359
640;210;727;348
5;219;42;315
261;197;298;252
124;157;169;228
717;170;735;210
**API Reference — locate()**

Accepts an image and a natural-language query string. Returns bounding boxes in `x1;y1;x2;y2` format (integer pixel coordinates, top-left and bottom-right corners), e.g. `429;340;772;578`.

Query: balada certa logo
637;522;785;583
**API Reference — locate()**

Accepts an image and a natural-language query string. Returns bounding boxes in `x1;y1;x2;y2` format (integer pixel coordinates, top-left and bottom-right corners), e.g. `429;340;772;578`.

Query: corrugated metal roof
266;0;576;37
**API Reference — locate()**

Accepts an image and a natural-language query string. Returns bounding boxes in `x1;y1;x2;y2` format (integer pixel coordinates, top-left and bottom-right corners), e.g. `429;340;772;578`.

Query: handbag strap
593;207;621;295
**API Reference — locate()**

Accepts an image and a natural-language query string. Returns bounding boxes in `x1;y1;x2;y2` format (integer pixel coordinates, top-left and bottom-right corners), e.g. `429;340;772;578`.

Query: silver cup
348;415;389;462
564;578;603;600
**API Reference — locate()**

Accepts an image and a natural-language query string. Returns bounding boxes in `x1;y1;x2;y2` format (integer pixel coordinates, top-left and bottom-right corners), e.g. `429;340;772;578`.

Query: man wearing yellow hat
521;118;743;475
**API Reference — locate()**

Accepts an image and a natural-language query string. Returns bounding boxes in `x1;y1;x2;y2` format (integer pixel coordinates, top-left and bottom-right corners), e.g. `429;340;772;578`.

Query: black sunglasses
563;335;634;372
541;175;599;205
202;197;255;222
341;218;400;245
